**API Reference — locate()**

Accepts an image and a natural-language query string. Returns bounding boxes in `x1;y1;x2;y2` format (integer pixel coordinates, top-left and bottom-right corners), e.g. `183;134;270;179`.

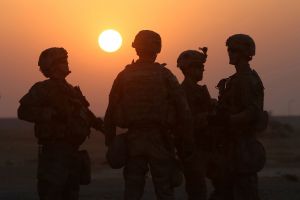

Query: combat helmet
38;47;68;78
226;34;255;60
177;47;208;70
132;30;161;54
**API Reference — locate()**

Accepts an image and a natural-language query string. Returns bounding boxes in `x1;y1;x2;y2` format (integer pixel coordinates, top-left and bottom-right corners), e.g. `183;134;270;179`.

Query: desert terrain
0;117;299;200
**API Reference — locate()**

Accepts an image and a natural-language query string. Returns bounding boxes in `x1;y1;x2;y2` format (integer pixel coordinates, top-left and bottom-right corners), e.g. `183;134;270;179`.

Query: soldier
208;34;266;200
104;30;193;200
176;47;215;200
18;47;103;200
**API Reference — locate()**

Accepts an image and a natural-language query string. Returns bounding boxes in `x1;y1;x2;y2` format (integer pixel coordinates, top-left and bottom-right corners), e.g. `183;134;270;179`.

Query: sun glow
98;29;122;53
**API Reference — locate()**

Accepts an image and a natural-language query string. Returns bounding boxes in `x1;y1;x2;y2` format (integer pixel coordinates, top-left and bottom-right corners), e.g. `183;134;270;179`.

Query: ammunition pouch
78;150;91;185
106;133;128;169
253;110;269;132
235;138;266;174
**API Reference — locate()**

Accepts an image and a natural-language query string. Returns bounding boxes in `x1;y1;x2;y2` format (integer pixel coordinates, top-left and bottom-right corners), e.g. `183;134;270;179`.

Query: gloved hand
93;117;104;133
207;112;230;127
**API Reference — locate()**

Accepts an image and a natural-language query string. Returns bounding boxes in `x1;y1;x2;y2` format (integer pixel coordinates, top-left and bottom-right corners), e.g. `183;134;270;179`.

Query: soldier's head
177;47;207;82
226;34;255;65
38;47;70;79
132;30;161;62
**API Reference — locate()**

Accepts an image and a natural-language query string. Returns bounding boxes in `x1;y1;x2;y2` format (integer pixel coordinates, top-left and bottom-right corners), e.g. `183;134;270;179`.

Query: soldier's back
117;61;175;128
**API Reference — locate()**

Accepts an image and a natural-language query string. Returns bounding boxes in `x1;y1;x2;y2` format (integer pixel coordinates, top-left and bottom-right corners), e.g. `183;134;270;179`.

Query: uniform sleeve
238;74;264;122
163;69;194;149
18;83;49;123
73;86;103;130
104;71;124;145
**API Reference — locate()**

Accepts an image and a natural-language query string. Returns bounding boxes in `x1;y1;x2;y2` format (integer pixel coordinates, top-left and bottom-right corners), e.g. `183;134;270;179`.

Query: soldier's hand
93;117;104;133
207;113;230;127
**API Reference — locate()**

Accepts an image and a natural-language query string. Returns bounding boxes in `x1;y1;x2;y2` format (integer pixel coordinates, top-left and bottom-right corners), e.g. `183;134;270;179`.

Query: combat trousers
37;142;81;200
182;149;208;200
123;128;175;200
209;173;259;200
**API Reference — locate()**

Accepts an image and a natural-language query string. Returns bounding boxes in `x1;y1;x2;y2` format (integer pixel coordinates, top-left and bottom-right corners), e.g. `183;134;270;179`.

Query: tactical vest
181;81;212;115
217;69;267;132
34;80;91;145
117;62;172;128
214;70;267;173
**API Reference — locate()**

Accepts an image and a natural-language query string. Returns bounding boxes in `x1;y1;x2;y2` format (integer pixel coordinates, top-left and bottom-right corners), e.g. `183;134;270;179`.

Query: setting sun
98;29;122;53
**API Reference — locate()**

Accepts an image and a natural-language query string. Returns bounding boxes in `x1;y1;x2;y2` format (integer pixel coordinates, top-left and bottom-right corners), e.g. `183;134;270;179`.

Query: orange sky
0;0;300;117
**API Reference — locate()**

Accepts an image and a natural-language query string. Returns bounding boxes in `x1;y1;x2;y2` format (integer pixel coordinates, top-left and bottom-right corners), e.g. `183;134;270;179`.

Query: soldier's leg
209;173;234;200
183;163;207;200
61;178;80;200
62;154;81;200
233;173;260;200
149;158;175;200
37;146;69;200
184;150;208;200
38;180;63;200
123;156;149;200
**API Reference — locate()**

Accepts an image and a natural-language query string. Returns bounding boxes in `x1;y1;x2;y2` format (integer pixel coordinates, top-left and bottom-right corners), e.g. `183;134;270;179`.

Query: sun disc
98;29;122;52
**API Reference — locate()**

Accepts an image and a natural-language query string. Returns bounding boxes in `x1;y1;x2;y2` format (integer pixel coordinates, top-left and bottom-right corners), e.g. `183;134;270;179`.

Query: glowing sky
0;0;300;117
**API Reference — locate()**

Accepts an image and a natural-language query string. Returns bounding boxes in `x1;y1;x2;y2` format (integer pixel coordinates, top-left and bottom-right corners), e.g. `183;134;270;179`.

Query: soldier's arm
104;72;124;145
83;107;104;132
230;75;263;127
18;83;55;123
73;86;104;132
163;69;194;152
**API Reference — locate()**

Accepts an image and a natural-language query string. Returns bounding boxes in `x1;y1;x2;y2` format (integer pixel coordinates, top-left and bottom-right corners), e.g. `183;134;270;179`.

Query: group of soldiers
18;29;267;200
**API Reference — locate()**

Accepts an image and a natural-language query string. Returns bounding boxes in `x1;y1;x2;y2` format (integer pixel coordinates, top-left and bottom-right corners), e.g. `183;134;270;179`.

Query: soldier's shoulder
160;64;179;82
123;60;147;70
19;80;49;103
156;63;173;75
200;84;209;93
124;62;135;70
110;66;128;85
29;80;51;91
239;70;264;90
121;61;140;74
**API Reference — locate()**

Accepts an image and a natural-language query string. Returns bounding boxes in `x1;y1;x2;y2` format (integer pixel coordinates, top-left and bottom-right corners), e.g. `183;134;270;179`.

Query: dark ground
0;117;299;200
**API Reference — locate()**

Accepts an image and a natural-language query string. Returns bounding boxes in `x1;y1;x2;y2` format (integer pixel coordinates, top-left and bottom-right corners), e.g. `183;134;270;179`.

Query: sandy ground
0;119;300;200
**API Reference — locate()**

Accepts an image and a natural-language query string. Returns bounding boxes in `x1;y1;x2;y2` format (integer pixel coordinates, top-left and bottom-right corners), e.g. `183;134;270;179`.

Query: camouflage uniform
208;34;266;200
18;47;102;200
177;48;214;200
104;30;193;200
180;80;213;200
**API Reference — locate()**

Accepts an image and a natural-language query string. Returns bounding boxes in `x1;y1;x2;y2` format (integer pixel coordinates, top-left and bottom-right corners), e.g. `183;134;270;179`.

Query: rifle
46;83;104;133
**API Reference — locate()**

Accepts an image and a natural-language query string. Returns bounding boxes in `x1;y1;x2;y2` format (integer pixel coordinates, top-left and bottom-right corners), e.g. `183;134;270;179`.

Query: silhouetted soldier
176;47;215;200
104;30;193;200
18;47;103;200
208;34;266;200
